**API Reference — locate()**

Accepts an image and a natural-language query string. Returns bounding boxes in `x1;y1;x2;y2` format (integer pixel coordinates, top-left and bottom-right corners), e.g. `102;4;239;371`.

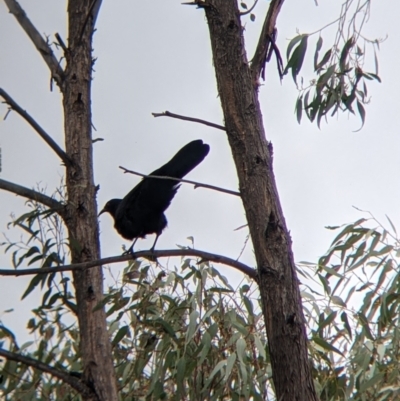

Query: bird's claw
144;247;158;262
122;246;135;256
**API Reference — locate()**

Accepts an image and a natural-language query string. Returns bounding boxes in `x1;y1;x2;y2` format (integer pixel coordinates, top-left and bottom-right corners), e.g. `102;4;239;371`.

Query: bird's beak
98;208;106;217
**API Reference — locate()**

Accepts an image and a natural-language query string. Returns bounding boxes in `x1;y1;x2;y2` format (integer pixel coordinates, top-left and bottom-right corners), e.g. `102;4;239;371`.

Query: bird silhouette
99;140;210;253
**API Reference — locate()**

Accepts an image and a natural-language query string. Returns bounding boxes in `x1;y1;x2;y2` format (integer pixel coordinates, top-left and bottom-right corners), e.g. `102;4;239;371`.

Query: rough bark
62;2;118;400
203;1;318;399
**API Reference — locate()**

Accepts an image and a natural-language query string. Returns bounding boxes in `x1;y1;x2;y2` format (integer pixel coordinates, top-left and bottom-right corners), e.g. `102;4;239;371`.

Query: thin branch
250;0;286;84
3;0;65;87
91;0;103;25
181;1;213;9
79;0;102;42
239;0;259;16
0;88;73;167
0;348;95;398
54;33;67;53
152;110;226;131
266;33;284;80
119;166;240;197
0;178;65;214
0;249;257;280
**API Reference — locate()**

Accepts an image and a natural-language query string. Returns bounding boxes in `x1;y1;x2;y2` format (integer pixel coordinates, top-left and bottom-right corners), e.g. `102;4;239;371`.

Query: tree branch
54;33;68;53
119;166;240;197
0;178;65;214
250;0;285;84
80;0;103;42
0;88;73;167
3;0;65;87
0;348;96;398
152;110;226;131
0;249;257;280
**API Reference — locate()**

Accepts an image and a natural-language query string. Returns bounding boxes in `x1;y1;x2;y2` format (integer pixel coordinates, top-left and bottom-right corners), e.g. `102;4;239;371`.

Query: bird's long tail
150;139;210;179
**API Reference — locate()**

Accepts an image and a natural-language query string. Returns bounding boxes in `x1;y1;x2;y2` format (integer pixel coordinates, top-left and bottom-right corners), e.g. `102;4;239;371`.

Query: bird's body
99;140;209;252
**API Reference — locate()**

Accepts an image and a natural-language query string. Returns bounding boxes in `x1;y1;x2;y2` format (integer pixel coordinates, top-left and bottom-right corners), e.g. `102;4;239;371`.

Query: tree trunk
62;2;118;399
203;1;318;399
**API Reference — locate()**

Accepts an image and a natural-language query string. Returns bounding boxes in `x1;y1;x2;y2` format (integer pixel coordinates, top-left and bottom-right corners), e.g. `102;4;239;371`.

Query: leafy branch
0;348;95;398
284;0;383;129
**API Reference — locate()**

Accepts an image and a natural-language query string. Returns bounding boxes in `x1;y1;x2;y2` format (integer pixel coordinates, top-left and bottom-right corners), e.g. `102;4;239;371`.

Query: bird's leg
141;234;160;262
124;238;138;255
150;234;160;253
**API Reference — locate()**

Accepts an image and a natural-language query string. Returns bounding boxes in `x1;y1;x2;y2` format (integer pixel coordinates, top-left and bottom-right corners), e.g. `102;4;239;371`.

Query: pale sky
0;0;399;341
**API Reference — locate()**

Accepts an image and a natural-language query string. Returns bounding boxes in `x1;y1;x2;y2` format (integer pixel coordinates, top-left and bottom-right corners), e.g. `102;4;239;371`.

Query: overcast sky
0;0;399;340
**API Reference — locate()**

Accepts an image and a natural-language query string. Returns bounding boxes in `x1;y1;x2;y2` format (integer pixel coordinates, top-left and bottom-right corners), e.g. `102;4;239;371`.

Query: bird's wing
126;140;210;213
115;180;169;238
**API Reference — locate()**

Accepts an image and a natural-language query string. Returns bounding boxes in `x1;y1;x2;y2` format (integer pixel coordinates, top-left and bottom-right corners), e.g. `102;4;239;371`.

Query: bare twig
119;166;240;197
3;0;65;87
0;178;65;215
152;111;225;131
0;348;95;398
91;0;103;25
266;33;284;80
236;233;251;261
251;0;286;84
54;33;67;53
79;0;102;42
0;249;257;280
181;1;213;8
0;88;73;167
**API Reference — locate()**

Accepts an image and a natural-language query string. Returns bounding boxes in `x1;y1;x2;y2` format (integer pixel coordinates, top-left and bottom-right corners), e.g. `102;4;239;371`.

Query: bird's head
98;198;122;218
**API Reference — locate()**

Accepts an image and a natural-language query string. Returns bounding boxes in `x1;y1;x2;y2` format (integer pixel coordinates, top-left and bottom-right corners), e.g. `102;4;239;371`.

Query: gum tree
0;0;380;400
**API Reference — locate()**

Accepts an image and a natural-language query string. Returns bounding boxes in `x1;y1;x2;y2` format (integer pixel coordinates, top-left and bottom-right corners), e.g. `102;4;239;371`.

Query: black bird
99;140;210;253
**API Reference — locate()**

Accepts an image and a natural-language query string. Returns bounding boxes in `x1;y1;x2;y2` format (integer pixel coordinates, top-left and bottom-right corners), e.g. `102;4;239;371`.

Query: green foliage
105;260;270;400
2;202;400;400
0;197;71;308
0;258;270;399
1;303;81;400
299;213;400;400
286;0;383;129
1;203;270;400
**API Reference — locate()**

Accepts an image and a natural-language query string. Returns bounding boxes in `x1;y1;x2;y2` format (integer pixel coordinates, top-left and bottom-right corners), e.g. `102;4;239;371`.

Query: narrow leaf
21;274;43;300
339;37;354;72
385;215;397;235
355;100;366;131
112;325;129;346
313;336;344;356
313;36;323;70
236;337;246;362
253;333;266;359
358;312;374;340
359;373;385;392
286;35;305;60
331;295;346;307
186;310;199;343
203;360;227;390
373;48;379;75
224;353;236;381
296;96;303;124
284;35;308;83
315;48;332;71
341;311;352;339
319;311;337;330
